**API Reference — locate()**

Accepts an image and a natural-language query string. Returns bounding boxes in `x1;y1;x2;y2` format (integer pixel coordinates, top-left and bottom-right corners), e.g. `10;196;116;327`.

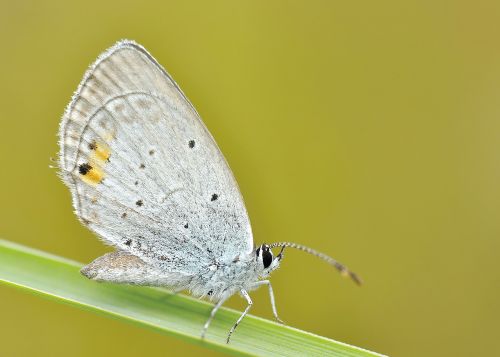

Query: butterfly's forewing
59;41;253;275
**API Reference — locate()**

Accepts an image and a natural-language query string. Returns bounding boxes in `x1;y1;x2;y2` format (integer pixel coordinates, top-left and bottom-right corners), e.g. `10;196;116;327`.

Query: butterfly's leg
226;289;252;344
201;295;229;339
252;280;283;324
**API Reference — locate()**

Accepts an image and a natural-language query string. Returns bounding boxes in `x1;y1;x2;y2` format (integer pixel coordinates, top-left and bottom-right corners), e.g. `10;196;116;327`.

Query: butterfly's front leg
252;280;284;324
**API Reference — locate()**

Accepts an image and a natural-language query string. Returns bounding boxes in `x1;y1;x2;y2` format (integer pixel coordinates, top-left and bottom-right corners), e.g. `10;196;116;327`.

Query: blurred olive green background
1;1;499;356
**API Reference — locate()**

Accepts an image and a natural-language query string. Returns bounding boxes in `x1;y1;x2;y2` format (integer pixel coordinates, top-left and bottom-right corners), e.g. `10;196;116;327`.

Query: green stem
0;239;386;357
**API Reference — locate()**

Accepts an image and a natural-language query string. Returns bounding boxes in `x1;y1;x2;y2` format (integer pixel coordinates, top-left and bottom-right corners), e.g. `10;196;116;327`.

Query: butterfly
58;40;361;343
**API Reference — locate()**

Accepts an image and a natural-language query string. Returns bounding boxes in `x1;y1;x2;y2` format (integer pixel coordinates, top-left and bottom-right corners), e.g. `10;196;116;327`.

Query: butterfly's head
255;243;284;277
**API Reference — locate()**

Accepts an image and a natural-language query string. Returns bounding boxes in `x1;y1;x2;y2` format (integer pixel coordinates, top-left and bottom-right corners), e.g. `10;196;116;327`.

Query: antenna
269;242;362;285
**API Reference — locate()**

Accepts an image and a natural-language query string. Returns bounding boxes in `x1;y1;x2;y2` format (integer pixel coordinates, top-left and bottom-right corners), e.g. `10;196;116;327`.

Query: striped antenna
269;242;363;285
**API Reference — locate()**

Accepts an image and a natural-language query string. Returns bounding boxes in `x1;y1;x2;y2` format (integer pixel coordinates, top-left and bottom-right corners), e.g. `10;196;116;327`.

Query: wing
58;40;253;275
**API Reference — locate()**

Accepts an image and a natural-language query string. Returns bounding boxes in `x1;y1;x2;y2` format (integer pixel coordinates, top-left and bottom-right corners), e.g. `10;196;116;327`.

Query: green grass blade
0;239;386;357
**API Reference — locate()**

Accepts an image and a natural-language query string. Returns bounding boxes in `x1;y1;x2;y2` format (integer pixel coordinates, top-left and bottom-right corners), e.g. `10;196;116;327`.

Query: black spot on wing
125;239;132;246
184;223;188;228
78;163;92;175
188;140;195;148
211;193;219;201
139;163;145;169
136;200;143;207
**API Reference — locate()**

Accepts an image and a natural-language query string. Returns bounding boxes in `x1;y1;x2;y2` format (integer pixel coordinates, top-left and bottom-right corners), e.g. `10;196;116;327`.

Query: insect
58;40;361;343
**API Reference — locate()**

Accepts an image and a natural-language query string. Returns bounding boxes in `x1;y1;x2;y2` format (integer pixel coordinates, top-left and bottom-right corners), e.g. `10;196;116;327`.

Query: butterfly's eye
262;244;273;269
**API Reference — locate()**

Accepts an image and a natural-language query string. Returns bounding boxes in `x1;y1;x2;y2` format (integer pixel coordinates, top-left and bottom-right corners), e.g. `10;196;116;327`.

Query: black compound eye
262;249;273;269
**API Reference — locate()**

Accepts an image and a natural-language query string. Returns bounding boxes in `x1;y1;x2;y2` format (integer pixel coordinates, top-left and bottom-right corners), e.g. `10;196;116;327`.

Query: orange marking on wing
81;165;104;185
94;145;111;162
89;140;111;162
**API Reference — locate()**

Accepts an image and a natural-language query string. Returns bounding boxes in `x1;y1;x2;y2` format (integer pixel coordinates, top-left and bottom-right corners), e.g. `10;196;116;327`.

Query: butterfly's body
58;40;359;343
81;247;267;302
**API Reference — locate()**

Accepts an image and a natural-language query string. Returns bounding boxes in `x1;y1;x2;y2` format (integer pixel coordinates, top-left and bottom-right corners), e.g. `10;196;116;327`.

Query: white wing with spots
58;40;254;278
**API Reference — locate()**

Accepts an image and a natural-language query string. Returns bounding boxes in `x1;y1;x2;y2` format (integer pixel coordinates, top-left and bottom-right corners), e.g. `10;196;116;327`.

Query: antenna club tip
349;272;363;286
